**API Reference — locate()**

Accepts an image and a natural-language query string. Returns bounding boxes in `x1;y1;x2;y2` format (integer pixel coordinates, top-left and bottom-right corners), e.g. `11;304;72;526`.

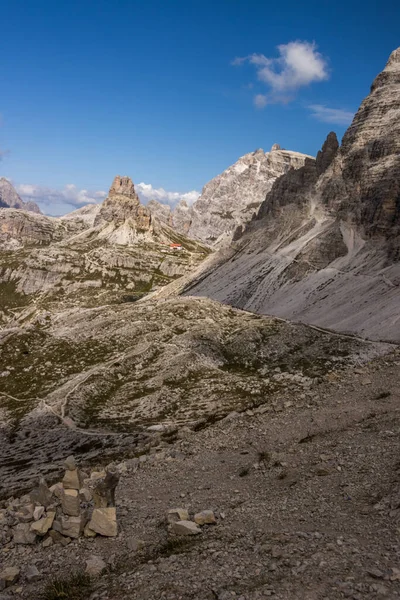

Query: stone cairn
0;456;120;549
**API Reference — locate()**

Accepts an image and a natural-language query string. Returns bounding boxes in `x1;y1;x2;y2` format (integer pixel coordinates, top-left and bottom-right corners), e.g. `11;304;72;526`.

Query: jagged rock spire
316;131;339;175
108;176;137;199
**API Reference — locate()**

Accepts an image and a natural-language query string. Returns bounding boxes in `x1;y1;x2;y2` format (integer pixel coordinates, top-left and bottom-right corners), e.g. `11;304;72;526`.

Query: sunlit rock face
184;145;313;247
95;176;152;236
186;48;400;343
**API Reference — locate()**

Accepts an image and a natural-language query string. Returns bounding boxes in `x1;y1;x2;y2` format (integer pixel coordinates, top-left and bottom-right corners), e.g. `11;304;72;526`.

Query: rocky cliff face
147;147;312;247
0;178;42;214
320;48;400;252
186;48;400;343
185;146;312;246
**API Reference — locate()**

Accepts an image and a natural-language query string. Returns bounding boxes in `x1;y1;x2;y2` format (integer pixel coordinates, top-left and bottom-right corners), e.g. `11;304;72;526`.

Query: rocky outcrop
172;199;192;234
95;175;152;236
148;198;192;235
147;200;172;226
0;208;89;249
186;48;400;343
0;178;41;214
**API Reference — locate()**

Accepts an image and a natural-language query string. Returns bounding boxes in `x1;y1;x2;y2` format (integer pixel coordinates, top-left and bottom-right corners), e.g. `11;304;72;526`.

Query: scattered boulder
194;510;216;525
85;556;107;576
87;507;118;537
171;520;201;535
167;508;189;523
0;567;20;590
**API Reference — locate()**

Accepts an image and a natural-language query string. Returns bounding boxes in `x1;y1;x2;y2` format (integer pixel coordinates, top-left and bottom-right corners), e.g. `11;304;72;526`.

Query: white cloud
254;94;268;109
136;182;200;207
15;180;200;216
233;41;329;106
308;104;355;125
16;183;107;214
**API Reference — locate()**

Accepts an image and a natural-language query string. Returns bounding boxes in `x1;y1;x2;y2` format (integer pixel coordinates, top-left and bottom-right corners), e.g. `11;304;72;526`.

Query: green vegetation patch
0;330;114;421
41;572;93;600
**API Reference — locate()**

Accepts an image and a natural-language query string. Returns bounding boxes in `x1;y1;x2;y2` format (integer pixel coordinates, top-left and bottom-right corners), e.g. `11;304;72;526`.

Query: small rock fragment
15;504;35;523
42;537;53;548
49;483;64;499
33;506;45;521
84;523;97;537
25;565;40;583
127;537;145;552
85;556;107;576
49;530;71;546
194;510;217;525
167;508;189;524
0;567;20;589
79;487;92;503
13;523;37;545
171;520;201;535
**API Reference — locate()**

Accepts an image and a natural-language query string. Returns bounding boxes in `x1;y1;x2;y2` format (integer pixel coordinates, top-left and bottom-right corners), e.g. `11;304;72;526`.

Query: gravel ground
1;349;400;600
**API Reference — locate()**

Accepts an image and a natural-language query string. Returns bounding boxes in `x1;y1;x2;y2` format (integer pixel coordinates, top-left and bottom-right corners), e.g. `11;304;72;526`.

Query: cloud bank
136;182;200;206
233;41;329;107
16;181;200;215
16;183;107;213
308;104;355;125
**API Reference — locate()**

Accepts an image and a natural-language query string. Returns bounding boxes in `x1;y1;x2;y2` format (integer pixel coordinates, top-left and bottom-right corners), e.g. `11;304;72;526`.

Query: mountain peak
108;175;137;199
386;46;400;69
0;177;42;214
270;143;281;151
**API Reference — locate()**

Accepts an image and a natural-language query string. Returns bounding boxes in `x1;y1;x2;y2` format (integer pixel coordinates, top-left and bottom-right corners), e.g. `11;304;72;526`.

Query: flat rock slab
88;507;117;537
171;520;201;535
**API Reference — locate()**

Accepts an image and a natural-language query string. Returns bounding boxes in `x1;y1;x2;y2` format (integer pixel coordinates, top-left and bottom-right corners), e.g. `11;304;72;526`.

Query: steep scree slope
186;48;400;343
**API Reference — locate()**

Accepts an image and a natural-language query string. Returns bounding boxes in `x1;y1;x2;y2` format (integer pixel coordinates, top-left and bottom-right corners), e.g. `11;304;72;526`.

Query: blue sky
1;0;399;215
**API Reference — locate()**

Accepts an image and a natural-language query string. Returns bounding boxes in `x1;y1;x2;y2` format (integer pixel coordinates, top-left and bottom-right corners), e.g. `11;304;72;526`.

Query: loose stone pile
0;456;120;555
167;507;217;535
